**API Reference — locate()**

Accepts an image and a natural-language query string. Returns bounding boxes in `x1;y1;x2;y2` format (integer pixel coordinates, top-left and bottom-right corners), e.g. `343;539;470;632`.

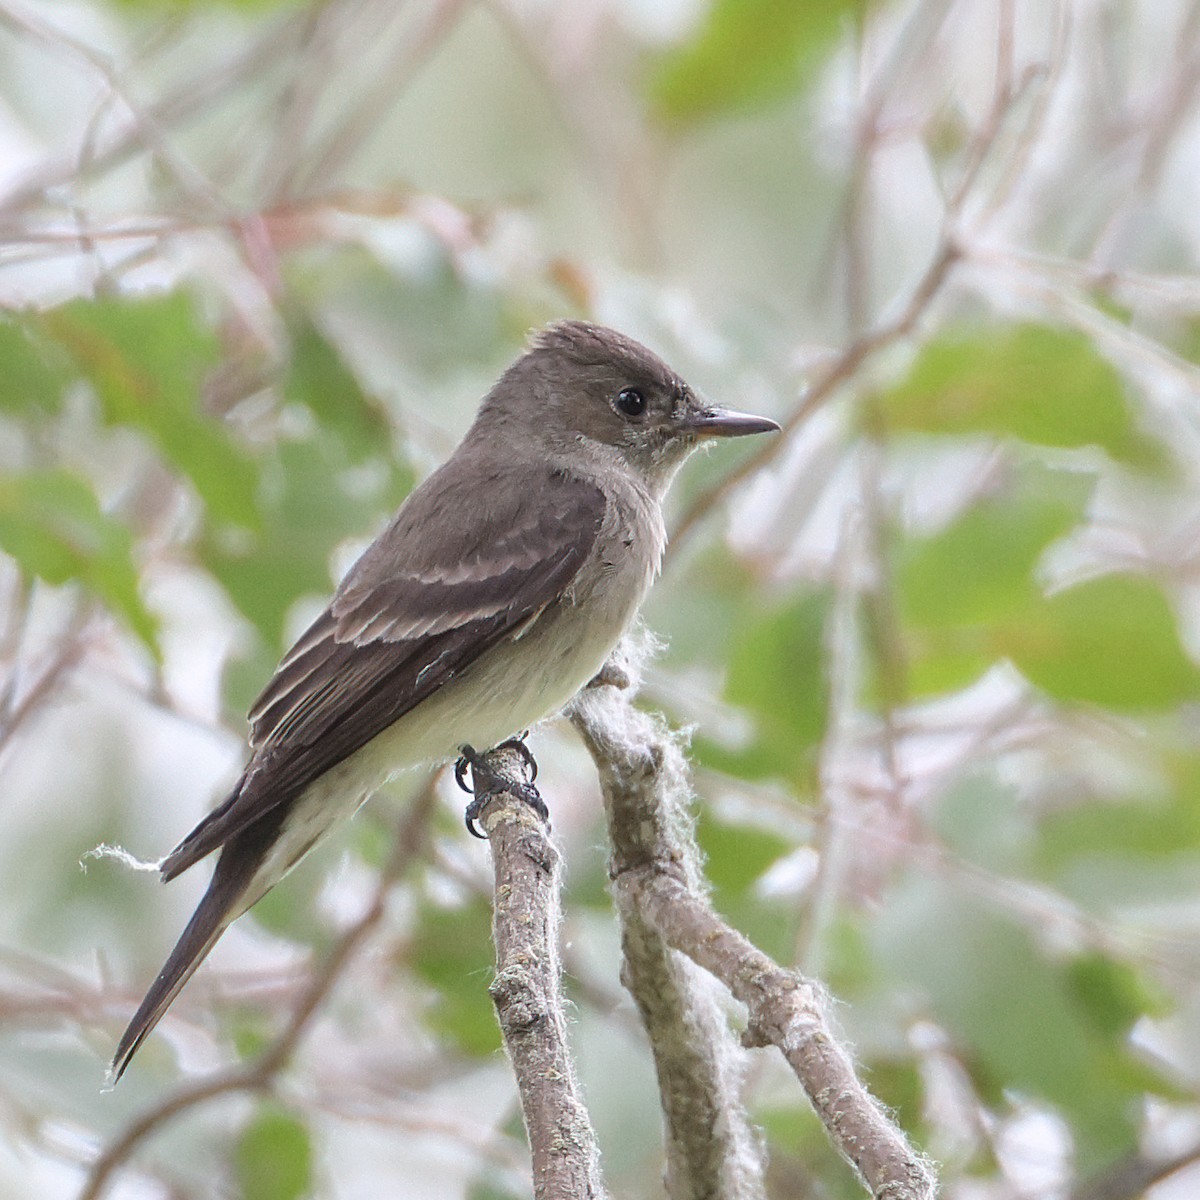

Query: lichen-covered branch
570;647;767;1200
466;745;607;1200
569;655;938;1200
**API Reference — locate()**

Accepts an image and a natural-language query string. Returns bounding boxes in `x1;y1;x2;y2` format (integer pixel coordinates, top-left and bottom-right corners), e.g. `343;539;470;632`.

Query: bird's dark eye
614;387;646;418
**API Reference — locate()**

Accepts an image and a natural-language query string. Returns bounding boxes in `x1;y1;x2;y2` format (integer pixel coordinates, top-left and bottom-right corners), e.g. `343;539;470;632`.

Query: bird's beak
682;405;781;439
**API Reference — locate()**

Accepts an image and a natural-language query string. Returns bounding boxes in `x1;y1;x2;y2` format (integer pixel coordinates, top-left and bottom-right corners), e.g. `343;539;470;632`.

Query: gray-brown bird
112;320;778;1080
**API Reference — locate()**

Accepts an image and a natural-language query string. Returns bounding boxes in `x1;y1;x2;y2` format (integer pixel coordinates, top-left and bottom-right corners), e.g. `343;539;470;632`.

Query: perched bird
111;320;779;1080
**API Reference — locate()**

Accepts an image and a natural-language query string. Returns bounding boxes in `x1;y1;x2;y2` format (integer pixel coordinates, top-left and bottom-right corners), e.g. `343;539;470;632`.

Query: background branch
79;775;438;1200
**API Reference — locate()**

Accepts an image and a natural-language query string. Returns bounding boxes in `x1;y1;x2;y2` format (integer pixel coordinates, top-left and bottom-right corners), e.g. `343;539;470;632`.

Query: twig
290;0;470;197
570;659;938;1200
0;0;231;219
1070;1138;1200;1200
0;3;309;219
78;774;438;1200
465;743;608;1200
0;597;94;763
668;235;960;555
668;0;1058;558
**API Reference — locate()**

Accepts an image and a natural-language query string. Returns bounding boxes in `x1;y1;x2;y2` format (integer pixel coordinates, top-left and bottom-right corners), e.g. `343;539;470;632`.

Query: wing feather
161;469;605;879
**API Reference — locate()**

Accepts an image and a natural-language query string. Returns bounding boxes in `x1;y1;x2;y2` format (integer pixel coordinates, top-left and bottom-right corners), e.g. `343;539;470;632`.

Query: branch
667;236;960;556
569;655;937;1200
1071;1138;1200;1200
569;659;767;1200
79;774;438;1200
465;744;608;1200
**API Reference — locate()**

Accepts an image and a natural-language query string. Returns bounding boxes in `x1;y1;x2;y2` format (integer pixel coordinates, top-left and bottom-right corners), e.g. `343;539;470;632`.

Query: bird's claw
454;735;546;839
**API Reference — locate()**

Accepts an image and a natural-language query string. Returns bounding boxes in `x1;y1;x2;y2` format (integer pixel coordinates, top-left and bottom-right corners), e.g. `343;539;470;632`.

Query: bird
110;319;779;1080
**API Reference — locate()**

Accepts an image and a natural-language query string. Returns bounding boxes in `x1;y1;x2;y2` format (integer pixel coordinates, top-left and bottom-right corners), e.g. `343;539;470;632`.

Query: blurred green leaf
897;463;1090;694
880;323;1165;471
40;294;260;526
234;1103;313;1200
696;587;829;784
285;317;395;464
0;468;157;651
204;439;362;649
203;318;412;653
651;0;868;125
693;809;801;962
0;318;66;414
411;897;501;1057
899;465;1092;631
869;883;1173;1168
1039;753;1200;868
696;809;790;893
1018;574;1200;709
897;464;1200;707
1066;954;1171;1038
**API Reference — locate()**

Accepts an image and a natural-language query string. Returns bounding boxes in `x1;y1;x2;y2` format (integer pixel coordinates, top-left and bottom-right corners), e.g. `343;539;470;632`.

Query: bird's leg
455;734;548;839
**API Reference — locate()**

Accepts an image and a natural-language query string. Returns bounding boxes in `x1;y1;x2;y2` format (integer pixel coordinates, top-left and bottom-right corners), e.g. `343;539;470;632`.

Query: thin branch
668;235;961;555
569;662;767;1200
0;597;94;764
78;774;438;1200
289;0;470;197
0;3;309;218
1071;1138;1200;1200
465;743;608;1200
570;664;937;1200
668;0;1057;558
0;0;232;219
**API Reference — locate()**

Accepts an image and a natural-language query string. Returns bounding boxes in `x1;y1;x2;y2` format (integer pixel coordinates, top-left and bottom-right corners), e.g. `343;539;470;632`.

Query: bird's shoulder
333;451;609;605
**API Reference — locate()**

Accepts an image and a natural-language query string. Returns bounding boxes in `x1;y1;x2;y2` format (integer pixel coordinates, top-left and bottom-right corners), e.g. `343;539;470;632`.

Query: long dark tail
109;832;268;1083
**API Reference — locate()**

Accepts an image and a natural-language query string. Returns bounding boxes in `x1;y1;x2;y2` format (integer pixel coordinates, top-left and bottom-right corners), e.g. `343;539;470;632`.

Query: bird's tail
109;839;263;1083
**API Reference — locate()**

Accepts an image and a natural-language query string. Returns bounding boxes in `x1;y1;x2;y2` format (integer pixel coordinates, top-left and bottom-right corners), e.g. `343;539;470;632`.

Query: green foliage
411;896;502;1057
880;323;1165;470
0;468;157;650
696;586;830;784
0;318;67;414
201;317;413;655
870;882;1173;1168
285;317;393;461
40;294;260;526
899;464;1092;631
694;809;798;962
897;463;1200;706
234;1103;314;1200
1039;753;1200;866
1020;574;1200;708
650;0;869;125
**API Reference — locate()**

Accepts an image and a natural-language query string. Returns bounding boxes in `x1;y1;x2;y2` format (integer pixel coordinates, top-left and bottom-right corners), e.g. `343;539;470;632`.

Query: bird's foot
455;735;547;839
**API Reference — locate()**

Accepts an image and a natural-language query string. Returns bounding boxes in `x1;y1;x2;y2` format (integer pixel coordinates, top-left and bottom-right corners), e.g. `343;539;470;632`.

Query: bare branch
1071;1138;1200;1200
0;596;94;763
570;661;937;1200
568;658;767;1200
465;744;608;1200
667;236;961;556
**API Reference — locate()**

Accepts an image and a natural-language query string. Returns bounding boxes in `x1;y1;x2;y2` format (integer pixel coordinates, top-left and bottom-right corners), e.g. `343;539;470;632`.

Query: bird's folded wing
161;471;605;879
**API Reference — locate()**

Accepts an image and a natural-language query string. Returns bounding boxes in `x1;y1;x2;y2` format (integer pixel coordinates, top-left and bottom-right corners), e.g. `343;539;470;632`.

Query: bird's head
478;320;779;491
